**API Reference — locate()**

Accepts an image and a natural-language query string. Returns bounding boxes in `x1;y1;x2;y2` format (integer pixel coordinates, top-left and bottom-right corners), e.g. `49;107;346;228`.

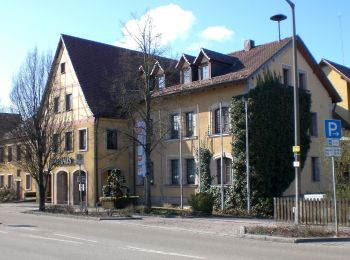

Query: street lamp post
285;0;300;224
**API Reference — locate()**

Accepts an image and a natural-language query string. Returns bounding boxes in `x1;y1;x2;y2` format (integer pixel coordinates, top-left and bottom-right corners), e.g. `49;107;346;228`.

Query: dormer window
199;63;209;80
182;68;191;84
158;74;165;89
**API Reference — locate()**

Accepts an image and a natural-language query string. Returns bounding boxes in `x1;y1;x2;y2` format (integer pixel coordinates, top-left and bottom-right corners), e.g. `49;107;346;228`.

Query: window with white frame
158;74;165;89
299;72;307;89
199;63;209;80
7;175;13;188
283;66;291;86
8;146;13;162
52;134;60;153
54;96;59;113
25;174;31;190
186;158;195;184
0;147;3;163
64;131;73;151
214;107;229;134
170;114;180;139
216;157;232;185
170;159;180;185
78;129;87;151
106;129;117;150
182;68;191;84
65;93;72;111
185;112;194;137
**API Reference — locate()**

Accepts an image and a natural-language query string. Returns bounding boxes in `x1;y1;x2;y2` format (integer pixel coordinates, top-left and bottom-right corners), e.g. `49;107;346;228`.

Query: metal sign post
324;119;341;236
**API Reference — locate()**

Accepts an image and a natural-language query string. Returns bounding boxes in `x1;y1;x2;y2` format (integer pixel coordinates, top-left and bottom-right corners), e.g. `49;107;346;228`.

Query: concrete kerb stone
239;225;350;243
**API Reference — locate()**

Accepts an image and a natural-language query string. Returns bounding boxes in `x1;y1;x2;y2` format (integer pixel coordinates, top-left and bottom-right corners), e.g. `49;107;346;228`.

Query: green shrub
0;186;17;203
188;192;214;214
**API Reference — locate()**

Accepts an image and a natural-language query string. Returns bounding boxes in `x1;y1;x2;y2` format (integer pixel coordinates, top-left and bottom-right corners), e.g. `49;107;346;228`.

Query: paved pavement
0;203;350;260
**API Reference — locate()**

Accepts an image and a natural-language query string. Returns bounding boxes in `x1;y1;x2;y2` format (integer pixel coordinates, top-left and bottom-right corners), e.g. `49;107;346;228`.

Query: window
185;112;194;137
0;175;4;188
25;174;31;190
16;145;21;161
199;63;209;80
186;158;195;184
7;175;13;188
8;146;12;162
214;107;229;134
60;62;66;74
17;170;21;177
52;134;60;153
283;67;290;86
299;72;306;89
158;75;165;89
65;94;72;111
216;158;232;185
106;129;117;150
310;113;318;137
0;147;3;163
171;159;179;185
78;129;87;151
25;145;30;161
54;97;59;113
64;131;73;151
170;114;180;139
312;157;320;182
182;68;191;84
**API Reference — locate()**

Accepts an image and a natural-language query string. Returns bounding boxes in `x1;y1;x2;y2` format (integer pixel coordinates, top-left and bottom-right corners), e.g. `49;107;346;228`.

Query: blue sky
1;0;349;106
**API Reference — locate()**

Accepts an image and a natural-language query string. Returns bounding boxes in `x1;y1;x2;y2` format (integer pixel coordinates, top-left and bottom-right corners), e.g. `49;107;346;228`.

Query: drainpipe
94;117;99;205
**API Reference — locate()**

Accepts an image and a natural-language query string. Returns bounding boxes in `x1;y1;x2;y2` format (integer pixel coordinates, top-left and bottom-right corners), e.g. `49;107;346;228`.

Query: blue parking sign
324;120;342;139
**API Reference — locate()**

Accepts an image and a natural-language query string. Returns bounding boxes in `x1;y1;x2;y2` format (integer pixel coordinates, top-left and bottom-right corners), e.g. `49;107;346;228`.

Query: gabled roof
320;58;350;83
175;54;196;69
58;34;176;118
153;37;341;103
194;48;237;65
0;113;21;140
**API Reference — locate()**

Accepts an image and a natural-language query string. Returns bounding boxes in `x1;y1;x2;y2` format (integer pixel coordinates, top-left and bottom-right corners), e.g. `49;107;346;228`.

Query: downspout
94;117;99;205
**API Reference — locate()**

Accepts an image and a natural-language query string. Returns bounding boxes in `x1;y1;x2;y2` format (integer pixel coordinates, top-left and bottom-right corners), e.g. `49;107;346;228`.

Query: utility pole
245;100;250;214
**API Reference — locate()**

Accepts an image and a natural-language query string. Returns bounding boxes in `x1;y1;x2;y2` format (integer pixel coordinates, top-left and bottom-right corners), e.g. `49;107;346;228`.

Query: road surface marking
54;233;98;243
0;231;8;234
124;246;207;259
23;234;83;244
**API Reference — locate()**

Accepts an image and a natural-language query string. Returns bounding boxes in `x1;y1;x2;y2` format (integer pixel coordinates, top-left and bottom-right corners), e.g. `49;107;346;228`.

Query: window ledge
208;133;231;138
165;136;198;142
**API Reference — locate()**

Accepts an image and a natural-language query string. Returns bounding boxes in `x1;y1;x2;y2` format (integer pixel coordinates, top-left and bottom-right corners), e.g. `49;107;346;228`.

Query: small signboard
77;176;86;183
292;146;300;153
293;161;300;168
75;154;84;165
327;139;340;147
324;146;342;157
324;120;342;139
79;184;85;191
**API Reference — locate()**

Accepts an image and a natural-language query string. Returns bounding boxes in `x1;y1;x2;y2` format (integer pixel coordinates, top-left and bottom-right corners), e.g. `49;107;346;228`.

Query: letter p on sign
324;120;342;139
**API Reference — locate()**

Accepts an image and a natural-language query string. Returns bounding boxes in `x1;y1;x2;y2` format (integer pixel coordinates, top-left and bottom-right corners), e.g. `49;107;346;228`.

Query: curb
240;226;350;243
99;216;142;221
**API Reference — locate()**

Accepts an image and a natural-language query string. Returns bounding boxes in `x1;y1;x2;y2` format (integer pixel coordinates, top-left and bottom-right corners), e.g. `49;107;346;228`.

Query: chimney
244;40;255;51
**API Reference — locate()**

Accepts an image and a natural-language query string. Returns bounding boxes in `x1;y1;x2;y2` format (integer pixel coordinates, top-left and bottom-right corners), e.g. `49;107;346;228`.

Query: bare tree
118;14;176;211
10;48;70;211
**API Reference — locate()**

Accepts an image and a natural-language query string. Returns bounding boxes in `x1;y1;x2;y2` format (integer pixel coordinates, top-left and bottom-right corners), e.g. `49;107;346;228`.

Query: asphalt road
0;203;349;260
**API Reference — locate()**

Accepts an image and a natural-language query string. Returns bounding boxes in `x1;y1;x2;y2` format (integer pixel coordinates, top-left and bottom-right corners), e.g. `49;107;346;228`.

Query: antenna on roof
270;14;287;41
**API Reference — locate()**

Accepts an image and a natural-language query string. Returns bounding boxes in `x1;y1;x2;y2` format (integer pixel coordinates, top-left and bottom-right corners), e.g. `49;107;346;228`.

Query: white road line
54;233;98;243
23;234;83;244
0;231;9;234
124;246;207;259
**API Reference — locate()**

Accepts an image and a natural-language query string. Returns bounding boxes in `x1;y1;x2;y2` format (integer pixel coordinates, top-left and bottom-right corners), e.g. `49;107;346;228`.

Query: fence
274;197;350;226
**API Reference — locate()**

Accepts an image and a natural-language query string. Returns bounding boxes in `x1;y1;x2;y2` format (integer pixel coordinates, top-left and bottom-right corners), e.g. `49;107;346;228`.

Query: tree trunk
38;174;46;212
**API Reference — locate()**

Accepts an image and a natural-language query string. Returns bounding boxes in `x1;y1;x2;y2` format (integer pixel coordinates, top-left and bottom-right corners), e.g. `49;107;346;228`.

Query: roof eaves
320;58;350;83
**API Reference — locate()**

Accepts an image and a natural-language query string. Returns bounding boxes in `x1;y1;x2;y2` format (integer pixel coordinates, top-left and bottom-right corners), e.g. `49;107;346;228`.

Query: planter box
100;196;139;210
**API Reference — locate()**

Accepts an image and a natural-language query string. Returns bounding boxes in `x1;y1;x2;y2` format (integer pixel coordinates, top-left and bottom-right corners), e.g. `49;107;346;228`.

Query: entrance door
56;172;68;204
15;181;21;200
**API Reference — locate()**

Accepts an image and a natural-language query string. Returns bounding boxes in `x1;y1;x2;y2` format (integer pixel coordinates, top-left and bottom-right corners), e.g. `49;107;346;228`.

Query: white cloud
116;4;195;49
199;26;234;42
